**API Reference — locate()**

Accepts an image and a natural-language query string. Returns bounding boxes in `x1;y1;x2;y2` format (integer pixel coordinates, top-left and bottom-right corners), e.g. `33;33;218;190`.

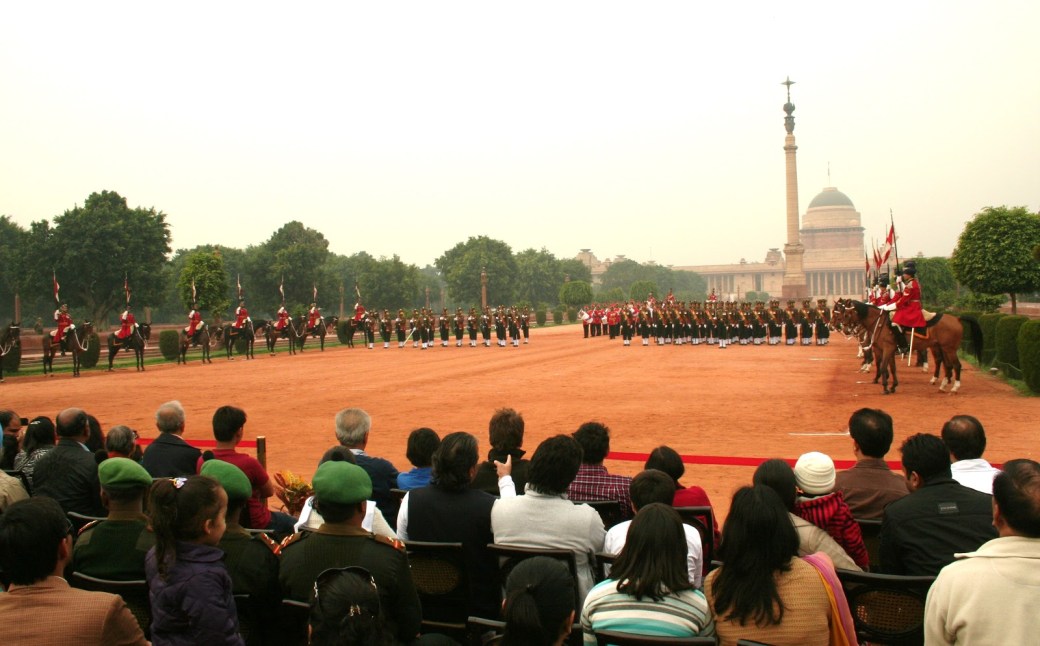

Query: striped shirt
580;578;715;645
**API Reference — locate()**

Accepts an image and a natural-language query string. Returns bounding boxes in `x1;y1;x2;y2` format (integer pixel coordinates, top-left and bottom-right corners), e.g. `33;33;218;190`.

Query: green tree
597;286;627;303
21;191;172;324
559;280;593;307
177;250;230;318
248;222;331;315
559;257;592;284
630;280;658;302
951;206;1040;314
0;216;28;322
599;259;647;293
515;248;564;307
436;236;517;305
913;257;958;310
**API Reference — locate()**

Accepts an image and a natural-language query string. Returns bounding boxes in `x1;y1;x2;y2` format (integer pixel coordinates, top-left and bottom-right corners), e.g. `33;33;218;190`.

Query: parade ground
4;324;1037;519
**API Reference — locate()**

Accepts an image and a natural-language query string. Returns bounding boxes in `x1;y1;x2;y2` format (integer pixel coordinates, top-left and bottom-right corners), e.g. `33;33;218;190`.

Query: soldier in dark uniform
620;306;635;346
520;306;531;344
507;307;520;347
439;308;451;348
799;300;814;346
493;307;507;347
279;461;420;644
71;457;155;580
784;301;798;345
379;309;393;349
815;299;831;346
395;309;408;348
637;308;651;346
467;307;479;347
201;459;280;644
453;308;465;347
480;306;492;347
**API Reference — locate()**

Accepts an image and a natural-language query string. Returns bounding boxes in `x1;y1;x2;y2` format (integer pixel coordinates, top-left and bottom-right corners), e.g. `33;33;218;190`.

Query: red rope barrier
607;451;902;471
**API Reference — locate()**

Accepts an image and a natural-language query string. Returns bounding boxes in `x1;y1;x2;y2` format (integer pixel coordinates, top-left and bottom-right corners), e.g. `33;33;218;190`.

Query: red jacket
794;490;870;569
892;278;926;328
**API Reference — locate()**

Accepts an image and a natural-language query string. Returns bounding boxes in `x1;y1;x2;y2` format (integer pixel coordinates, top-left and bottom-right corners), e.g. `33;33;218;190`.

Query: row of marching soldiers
356;305;532;349
584;299;833;348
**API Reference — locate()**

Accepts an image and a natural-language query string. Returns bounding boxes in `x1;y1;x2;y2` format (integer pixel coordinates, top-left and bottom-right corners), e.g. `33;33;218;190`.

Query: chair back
579;499;624;529
405;540;470;631
673;506;714;573
70;571;152;638
594;551;617;582
279;599;311;646
488;543;581;610
855;518;882;571
593;629;717;645
836;568;935;645
2;469;31;495
469;616;584;646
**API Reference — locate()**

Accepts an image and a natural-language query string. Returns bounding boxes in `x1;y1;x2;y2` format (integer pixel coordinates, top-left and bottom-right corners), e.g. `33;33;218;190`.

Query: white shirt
396;475;515;540
603;519;704;588
294;496;396;538
950;459;1001;495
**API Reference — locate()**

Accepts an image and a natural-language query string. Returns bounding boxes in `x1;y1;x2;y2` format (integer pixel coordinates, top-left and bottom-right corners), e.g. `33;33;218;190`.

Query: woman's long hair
147;475;223;580
752;458;798;511
309;567;391;646
711;485;799;627
22;416;56;456
610;503;692;600
502;556;575;646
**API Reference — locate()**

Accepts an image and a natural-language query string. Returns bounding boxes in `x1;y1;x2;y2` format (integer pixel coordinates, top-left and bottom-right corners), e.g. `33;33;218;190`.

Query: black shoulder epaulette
255;532;281;555
368;533;406;552
278;531;309;552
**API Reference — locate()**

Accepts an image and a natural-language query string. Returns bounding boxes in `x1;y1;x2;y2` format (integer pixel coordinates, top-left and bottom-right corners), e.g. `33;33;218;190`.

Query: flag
278;275;285;303
873;245;883;271
53;271;60;303
864;252;870;277
313;284;318;302
124;274;131;305
191;278;197;303
354;282;362;301
880;223;895;265
237;274;242;299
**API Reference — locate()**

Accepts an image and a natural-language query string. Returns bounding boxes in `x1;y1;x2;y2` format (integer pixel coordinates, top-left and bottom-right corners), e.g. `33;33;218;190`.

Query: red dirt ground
4;325;1037;520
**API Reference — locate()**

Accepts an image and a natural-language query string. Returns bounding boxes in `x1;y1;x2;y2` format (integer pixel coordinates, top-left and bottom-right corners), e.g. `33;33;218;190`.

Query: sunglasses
313;566;379;617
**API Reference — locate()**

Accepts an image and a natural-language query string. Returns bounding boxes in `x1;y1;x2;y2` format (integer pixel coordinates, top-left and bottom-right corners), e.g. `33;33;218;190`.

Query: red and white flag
191;278;197;303
124;274;131;305
278;275;285;303
880;224;895;266
873;246;883;271
237;274;243;299
53;271;60;303
313;284;318;302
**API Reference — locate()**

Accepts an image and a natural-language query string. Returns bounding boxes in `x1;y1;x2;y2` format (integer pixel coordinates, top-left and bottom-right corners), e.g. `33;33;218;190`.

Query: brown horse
42;322;94;377
0;322;21;382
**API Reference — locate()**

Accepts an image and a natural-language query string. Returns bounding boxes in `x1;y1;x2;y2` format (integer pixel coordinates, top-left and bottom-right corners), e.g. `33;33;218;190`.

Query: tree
0;216;28;322
630;280;658;302
559;257;592;284
515;248;564;307
559;280;593;307
913;257;958;310
599;259;647;293
177;250;230;318
435;236;517;305
21;191;171;324
950;206;1040;314
247;222;330;315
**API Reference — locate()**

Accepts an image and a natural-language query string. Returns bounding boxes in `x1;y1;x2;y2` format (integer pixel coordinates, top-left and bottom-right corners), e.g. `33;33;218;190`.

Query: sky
2;1;1037;271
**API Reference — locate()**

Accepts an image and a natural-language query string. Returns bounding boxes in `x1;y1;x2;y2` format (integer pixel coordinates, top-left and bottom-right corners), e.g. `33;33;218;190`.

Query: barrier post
256;435;267;470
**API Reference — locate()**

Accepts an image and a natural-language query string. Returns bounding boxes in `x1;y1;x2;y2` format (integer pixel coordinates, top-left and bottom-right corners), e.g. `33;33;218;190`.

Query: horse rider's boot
892;325;910;355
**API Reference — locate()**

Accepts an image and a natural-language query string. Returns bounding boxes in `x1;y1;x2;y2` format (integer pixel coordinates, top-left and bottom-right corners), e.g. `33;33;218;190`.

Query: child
396;427;440;490
793;451;870;570
146;475;244;646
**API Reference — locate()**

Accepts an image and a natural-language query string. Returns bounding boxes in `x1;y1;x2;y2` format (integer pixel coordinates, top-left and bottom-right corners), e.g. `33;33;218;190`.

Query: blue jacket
146;541;244;646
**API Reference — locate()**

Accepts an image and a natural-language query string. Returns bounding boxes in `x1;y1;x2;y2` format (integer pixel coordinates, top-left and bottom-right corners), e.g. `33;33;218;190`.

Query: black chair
390;487;408;501
488;544;582;610
836;568;935;645
593;551;617;582
855;518;883;571
593;629;717;645
405;540;470;637
467;616;584;646
233;594;258;645
674;506;714;573
579;499;625;529
70;571;152;638
279;599;311;646
2;469;32;495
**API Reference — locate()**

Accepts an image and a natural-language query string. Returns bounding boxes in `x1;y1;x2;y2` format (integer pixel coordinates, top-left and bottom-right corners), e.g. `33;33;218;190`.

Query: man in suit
31;408;106;518
0;496;148;645
332;408;400;529
141;400;202;477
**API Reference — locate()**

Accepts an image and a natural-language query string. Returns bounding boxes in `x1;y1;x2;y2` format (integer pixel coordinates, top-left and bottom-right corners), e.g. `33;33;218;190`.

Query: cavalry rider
232;298;250;331
875;275;895;306
307;302;322;332
274;302;291;332
52;302;75;350
880;264;925;354
186;302;203;338
353;299;366;323
115;305;138;341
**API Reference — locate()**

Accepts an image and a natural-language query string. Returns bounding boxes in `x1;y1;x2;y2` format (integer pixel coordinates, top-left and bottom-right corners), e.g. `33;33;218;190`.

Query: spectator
501;557;576;646
583;504;715;642
0;409;22;470
199;405;296;539
793;451;870;570
705;485;855;646
86;414;105;453
105;425;141;461
294;446;397;538
146;475;244;646
472;407;531;495
279;461;421;644
0;468;28;511
142;401;202;478
834;407;909;520
925;459;1040;644
396;427;440;490
32;408;106;518
941;415;1002;495
308;566;390;646
492;434;606;601
0;497;148;645
12;416;56;489
333;408;400;528
397;431;515;618
567;421;633;521
753;458;860;571
72;457;155;580
645;445;720;545
602;469;704;587
880;433;998;575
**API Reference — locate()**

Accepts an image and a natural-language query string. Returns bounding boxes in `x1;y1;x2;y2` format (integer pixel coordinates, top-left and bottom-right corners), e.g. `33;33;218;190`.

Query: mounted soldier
881;264;925;354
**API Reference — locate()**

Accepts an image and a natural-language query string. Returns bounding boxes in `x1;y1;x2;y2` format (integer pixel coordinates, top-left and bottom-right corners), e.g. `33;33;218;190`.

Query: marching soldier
379;309;392;349
467;307;478;347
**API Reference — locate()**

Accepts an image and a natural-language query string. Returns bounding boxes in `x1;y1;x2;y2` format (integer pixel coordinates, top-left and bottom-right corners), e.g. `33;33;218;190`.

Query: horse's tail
959;315;983;364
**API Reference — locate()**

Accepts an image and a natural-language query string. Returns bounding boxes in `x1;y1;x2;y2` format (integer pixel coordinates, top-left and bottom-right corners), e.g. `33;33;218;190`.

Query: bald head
55;408;88;440
941;415;986;461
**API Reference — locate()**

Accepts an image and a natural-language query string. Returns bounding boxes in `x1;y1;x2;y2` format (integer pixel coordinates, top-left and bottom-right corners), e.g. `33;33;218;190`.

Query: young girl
146;475;244;646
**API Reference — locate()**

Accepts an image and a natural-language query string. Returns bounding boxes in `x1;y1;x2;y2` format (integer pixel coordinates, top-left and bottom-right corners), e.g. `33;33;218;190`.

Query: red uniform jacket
892;278;926;328
116;311;136;339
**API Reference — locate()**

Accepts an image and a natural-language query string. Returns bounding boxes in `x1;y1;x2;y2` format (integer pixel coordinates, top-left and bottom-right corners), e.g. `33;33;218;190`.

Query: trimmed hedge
994;315;1029;373
159;330;181;360
1018;320;1040;394
535;308;547;326
552;307;564;325
80;333;101;369
957;311;980;353
566;307;578;323
978;313;1006;365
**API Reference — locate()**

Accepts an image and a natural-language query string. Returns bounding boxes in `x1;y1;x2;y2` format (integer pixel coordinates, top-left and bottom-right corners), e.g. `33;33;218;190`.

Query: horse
42;322;94;377
831;300;901;394
298;315;338;352
264;317;300;355
107;322;151;372
178;324;213;364
222;319;256;360
0;322;21;382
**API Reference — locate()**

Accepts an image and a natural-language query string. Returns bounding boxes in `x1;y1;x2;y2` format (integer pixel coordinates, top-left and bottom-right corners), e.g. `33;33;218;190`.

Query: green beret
201;459;254;502
312;461;372;505
98;457;152;490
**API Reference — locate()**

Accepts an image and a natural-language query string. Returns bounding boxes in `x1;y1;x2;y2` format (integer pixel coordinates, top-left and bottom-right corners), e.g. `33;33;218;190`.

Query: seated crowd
0;403;1036;646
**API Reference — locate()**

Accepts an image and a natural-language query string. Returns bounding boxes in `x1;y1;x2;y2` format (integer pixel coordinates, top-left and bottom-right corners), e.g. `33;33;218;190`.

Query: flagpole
890;209;901;274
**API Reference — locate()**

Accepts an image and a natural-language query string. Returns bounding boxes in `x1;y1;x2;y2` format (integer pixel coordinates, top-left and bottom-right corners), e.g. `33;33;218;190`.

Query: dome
808;187;854;209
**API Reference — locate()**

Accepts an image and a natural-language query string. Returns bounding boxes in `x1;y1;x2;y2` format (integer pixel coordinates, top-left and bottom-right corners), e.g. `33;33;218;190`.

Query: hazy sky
2;2;1037;270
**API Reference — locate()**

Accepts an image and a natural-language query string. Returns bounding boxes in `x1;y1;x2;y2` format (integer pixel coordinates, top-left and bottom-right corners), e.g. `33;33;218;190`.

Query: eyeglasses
313;566;378;616
63;517;74;537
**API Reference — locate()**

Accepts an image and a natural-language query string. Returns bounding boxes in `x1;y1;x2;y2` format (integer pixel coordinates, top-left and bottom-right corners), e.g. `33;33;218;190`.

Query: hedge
957;311;980;353
535;308;547;326
159;330;181;361
1018;320;1040;394
80;333;101;369
994;315;1029;374
552;308;564;325
566;307;578;323
977;313;1006;365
